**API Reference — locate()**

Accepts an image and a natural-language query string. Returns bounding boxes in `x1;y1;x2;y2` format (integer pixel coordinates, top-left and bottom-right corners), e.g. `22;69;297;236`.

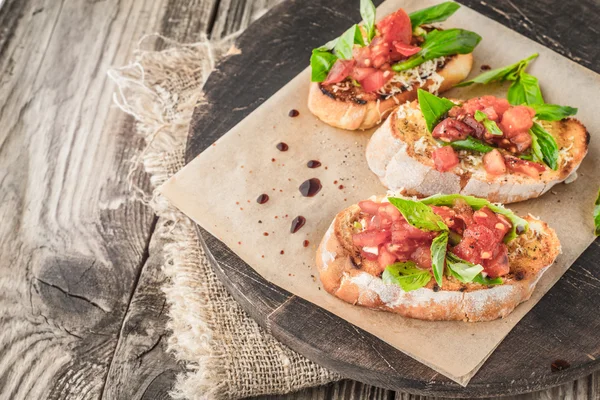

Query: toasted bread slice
366;101;589;203
316;201;561;322
308;54;473;131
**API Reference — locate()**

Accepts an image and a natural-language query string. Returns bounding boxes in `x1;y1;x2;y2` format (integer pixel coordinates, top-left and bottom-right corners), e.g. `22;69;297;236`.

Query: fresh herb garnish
420;194;528;242
360;0;377;42
446;252;484;283
507;71;544;106
472;273;504;285
310;50;338;82
455;53;538;87
530;104;578;121
417;89;456;133
430;231;449;286
382;261;432;291
392;29;482;72
474;110;503;136
334;25;364;59
594;190;600;236
388;197;448;231
529;122;559;170
448;136;494;153
408;2;460;29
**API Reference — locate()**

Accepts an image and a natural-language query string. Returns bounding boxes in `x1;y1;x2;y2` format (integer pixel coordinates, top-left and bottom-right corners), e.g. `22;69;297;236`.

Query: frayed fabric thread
108;33;339;399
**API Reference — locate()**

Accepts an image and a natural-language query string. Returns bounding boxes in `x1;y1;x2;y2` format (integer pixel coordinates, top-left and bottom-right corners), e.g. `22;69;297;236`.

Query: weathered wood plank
101;219;183;400
0;0;169;398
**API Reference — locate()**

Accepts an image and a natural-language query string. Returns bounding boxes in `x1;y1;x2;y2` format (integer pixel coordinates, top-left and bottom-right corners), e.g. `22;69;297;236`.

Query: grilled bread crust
307;54;473;131
366;101;589;203
316;201;561;322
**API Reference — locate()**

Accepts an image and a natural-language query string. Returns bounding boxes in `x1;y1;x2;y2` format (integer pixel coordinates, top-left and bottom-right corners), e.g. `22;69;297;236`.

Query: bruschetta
366;91;588;203
316;194;560;322
308;1;480;130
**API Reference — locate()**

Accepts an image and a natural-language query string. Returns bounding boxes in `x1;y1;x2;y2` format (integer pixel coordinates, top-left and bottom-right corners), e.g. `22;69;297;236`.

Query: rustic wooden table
0;0;598;400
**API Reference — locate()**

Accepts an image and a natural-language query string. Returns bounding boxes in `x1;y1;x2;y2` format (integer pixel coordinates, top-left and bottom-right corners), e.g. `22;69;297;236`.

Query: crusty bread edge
366;108;589;203
315;206;560;322
307;53;474;131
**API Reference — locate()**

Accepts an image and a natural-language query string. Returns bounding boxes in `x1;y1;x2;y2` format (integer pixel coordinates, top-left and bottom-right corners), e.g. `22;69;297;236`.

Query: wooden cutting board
185;0;600;396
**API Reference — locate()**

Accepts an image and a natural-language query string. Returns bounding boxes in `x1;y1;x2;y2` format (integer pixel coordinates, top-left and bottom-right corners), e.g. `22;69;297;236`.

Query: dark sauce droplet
307;160;321;168
291;216;306;234
263;232;269;236
288;109;299;117
303;240;310;247
480;64;491;70
256;194;269;204
299;178;321;197
338;185;344;189
276;142;289;151
551;359;570;372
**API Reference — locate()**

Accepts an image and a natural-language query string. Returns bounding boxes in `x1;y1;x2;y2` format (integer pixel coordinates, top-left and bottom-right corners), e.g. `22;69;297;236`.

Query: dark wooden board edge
187;0;600;397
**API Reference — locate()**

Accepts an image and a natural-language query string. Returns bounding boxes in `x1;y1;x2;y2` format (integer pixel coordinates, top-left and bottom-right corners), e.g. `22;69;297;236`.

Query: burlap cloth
108;34;341;399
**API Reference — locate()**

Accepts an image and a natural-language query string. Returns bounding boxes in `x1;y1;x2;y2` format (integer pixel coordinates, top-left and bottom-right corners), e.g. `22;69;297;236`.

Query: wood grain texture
187;0;600;398
0;0;172;399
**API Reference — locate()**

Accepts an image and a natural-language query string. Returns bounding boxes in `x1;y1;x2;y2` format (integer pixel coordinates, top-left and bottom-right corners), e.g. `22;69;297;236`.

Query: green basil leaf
594;190;600;236
474;110;503;136
392;29;481;72
530;103;578;121
310;50;338;82
417;89;456;132
507;71;544;105
448;136;494;153
519;153;534;161
529;130;545;164
472;273;504;285
529;122;559;170
334;25;362;59
455;53;538;87
430;231;449;287
446;252;484;283
388;196;448;231
360;0;377;42
420;194;528;242
382;261;432;292
315;37;339;52
409;2;460;29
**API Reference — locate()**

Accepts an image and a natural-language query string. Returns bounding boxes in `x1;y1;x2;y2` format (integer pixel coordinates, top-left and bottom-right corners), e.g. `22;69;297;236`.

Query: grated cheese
559;142;574;167
377;57;447;96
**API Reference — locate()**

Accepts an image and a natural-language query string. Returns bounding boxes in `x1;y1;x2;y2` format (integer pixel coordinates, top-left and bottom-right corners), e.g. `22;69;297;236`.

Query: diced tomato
359;69;392;92
483;244;510;278
460;96;510;121
432;146;460;172
509;132;532;152
452;237;481;265
389;234;420;253
432;118;473;142
377;245;397;270
452;198;475;226
393;41;421;57
500;106;535;136
361;249;378;261
352;46;373;68
473;207;509;241
376;9;412;46
379;203;402;221
504;155;545;178
367;214;392;230
463;224;497;254
411;246;433;269
353;229;390;247
350;67;377;81
431;206;460;230
483;149;507;176
358;200;381;215
322;59;355;85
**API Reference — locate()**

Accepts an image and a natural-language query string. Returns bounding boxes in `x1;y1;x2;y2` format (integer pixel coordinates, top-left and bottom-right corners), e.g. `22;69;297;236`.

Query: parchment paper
159;0;600;385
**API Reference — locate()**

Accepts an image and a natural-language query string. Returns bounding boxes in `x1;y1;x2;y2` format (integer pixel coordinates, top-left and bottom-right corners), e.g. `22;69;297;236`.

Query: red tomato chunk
433;146;460;172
